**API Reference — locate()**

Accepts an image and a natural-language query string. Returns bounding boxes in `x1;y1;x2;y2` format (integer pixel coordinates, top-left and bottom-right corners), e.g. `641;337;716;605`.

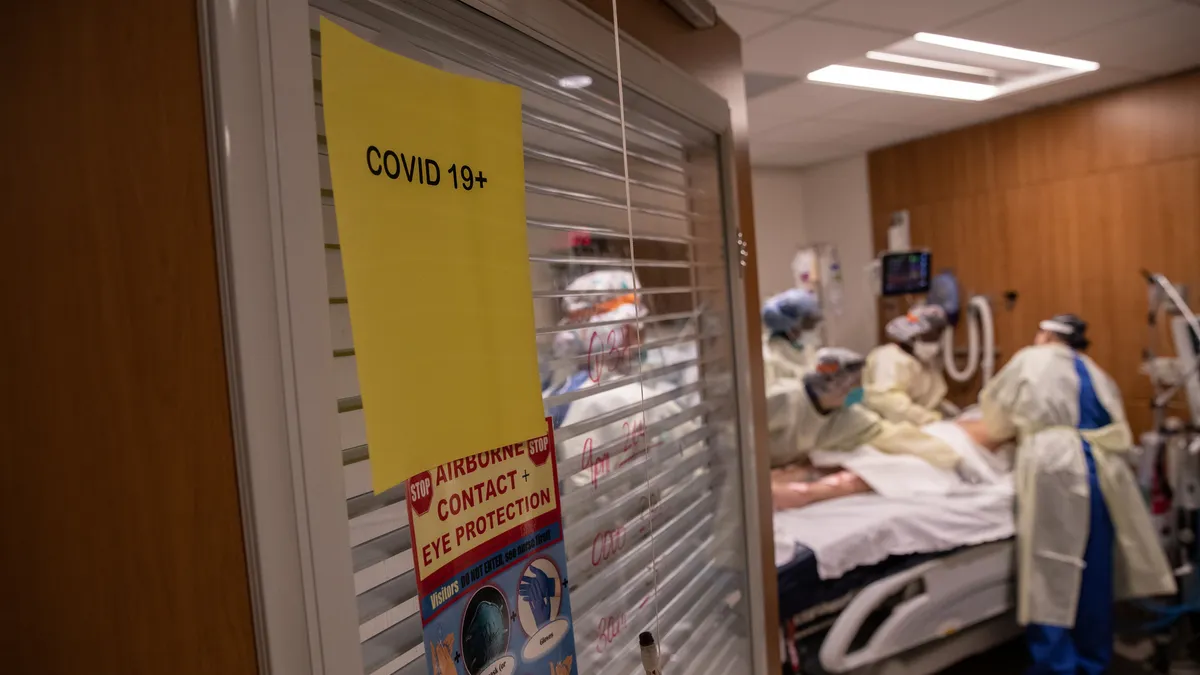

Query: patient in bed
771;415;1012;511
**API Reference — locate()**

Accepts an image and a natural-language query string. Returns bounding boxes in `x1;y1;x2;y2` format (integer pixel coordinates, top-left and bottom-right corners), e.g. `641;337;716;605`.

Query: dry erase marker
640;631;661;675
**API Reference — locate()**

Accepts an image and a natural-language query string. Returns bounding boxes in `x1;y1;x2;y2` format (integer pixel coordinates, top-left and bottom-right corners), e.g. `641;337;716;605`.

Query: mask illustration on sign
463;588;510;674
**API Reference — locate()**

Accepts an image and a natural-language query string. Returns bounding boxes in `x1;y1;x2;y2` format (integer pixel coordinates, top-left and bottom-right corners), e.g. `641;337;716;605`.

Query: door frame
198;0;771;672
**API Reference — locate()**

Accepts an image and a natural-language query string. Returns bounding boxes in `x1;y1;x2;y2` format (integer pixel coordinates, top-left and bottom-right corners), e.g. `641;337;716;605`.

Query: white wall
751;168;806;300
751;155;879;355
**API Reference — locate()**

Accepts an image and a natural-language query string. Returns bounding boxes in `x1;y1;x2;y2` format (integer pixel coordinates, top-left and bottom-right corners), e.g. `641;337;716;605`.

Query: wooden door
0;1;259;673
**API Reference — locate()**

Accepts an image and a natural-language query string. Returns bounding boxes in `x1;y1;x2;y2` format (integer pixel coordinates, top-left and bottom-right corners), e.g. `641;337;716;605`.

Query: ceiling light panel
807;65;996;101
913;33;1099;71
808;33;1100;101
865;51;999;78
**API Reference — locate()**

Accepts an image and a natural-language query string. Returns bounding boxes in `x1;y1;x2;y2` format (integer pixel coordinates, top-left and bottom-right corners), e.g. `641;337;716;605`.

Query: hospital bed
778;538;1017;674
775;429;1019;674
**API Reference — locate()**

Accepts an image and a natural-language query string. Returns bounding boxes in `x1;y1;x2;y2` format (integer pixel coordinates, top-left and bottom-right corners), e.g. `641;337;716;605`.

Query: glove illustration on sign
430;634;456;675
519;564;556;625
517;558;564;635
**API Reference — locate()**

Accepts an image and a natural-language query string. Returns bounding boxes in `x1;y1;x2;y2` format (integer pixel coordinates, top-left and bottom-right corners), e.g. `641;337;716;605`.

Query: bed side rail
819;541;1015;673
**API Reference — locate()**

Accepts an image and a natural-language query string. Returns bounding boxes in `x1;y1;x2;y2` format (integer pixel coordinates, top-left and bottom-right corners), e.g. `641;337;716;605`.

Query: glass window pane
311;1;754;671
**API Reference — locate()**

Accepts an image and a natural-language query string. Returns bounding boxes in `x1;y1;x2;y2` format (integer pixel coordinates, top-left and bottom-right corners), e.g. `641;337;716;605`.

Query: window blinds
310;1;753;673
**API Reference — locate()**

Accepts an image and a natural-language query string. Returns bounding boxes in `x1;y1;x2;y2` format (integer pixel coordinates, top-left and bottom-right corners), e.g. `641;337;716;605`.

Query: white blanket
775;421;1015;579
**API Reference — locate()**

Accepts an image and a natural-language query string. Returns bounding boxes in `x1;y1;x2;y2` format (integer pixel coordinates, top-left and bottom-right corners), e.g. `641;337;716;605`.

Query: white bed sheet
773;486;1014;579
775;420;1015;579
809;421;1012;498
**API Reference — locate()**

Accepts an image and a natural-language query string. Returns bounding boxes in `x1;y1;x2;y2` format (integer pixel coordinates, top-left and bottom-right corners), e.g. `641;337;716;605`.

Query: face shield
886;304;948;355
1038;314;1090;351
803;347;867;407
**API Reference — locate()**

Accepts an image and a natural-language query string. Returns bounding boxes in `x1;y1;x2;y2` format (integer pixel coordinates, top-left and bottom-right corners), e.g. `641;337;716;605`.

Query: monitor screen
881;251;932;296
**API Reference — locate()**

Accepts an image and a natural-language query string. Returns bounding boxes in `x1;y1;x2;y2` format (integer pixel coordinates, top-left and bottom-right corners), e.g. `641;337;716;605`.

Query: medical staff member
765;347;960;470
980;314;1175;675
761;288;823;383
863;305;949;425
766;346;868;468
543;270;645;426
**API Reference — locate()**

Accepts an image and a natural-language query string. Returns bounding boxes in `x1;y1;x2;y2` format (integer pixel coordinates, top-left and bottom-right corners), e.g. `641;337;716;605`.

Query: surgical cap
557;270;646;367
803;347;866;397
1040;313;1090;351
762;288;822;334
885;305;948;344
562;271;642;321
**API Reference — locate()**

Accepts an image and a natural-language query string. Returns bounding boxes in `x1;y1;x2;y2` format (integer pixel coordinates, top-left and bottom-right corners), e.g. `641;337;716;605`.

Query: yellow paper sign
320;19;544;492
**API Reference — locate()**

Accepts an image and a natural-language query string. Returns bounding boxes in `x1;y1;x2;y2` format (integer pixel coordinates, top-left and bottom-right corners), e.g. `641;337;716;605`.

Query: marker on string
640;631;662;675
613;0;666;665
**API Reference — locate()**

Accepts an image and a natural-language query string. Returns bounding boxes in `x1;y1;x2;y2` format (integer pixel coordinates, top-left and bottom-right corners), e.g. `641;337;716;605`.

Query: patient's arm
772;470;871;511
771;463;816;484
954;417;1013;451
872;421;960;468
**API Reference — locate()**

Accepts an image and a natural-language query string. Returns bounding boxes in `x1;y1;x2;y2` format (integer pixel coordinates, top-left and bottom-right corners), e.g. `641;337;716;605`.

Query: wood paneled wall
869;70;1200;432
0;1;259;672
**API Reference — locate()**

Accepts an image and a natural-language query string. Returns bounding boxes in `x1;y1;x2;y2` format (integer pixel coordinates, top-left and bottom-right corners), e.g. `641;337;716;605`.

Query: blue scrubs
545;370;591;429
1026;355;1116;674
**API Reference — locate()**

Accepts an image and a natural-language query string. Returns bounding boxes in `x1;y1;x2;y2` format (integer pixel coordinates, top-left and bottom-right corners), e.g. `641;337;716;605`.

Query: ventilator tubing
943;296;995;386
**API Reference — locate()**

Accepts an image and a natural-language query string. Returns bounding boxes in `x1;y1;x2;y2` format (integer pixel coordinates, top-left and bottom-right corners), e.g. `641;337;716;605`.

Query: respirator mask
913;340;941;363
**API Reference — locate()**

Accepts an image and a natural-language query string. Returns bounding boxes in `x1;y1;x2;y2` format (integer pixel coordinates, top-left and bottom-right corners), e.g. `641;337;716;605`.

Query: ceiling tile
717;5;789;38
743;18;905;75
943;0;1174;49
825;93;1023;129
757;117;882;144
714;0;828;13
752;118;930;164
749;140;801;165
748;81;874;133
752;140;855;168
745;71;802;99
840;123;933;150
1002;68;1150;106
798;146;859;166
1053;3;1200;73
811;0;1009;33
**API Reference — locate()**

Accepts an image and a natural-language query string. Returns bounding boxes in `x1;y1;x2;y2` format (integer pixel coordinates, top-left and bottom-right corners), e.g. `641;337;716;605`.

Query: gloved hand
939;400;962;418
955;455;989;485
519;566;556;625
